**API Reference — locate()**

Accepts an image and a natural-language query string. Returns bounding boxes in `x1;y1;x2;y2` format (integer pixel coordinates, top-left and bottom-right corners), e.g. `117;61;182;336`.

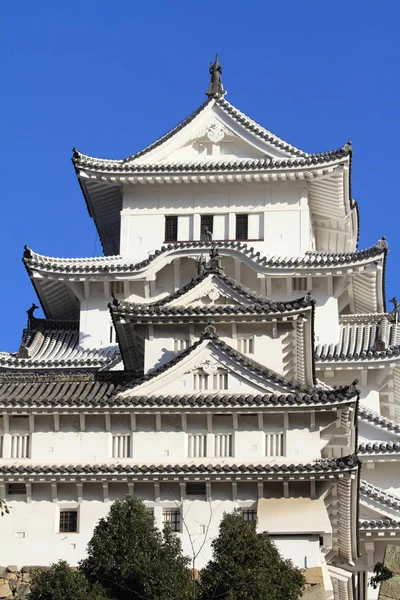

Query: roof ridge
358;406;400;434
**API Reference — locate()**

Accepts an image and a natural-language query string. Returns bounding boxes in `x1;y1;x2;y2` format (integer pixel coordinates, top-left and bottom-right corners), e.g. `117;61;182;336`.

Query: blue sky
1;1;399;350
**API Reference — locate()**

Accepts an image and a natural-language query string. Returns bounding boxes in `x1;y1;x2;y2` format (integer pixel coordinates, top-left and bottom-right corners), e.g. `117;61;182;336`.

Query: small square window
59;510;78;533
201;215;214;238
163;509;181;532
242;509;257;522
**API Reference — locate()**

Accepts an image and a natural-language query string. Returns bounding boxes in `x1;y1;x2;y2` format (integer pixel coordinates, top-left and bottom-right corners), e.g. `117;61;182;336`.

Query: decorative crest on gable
190;119;237;143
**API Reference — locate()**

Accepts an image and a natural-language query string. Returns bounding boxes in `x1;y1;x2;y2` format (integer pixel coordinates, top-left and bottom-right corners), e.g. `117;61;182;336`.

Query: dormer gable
118;332;314;398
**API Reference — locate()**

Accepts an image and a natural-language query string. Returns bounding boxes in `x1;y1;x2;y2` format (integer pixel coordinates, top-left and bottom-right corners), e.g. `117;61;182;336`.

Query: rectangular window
242;509;257;522
237;337;254;354
10;435;30;459
214;434;233;458
193;371;228;391
109;324;116;344
174;339;190;353
200;215;214;237
165;216;178;242
112;434;131;458
7;483;26;496
188;434;207;458
293;278;307;293
265;433;284;457
163;509;181;532
186;483;206;496
236;214;248;240
59;510;78;533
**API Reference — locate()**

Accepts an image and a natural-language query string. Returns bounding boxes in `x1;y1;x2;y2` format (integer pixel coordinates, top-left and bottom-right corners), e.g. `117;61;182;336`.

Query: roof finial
205;54;226;98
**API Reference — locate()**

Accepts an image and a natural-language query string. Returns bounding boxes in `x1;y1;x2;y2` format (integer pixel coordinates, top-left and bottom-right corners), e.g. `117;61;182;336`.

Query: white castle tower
0;58;399;600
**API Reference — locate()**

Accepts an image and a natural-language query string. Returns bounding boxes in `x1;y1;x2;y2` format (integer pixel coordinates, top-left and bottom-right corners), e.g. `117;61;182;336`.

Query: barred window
242;509;257;522
59;510;78;533
110;281;124;296
237;337;254;354
236;214;248;240
165;216;178;242
7;483;26;495
265;432;284;457
163;509;181;532
186;482;206;496
174;339;190;353
201;215;213;236
293;278;307;292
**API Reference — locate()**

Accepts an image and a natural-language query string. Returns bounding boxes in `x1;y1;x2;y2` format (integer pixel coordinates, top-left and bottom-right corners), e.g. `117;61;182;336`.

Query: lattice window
59;510;78;533
242;509;257;522
165;216;178;242
214;433;233;457
112;434;131;458
293;278;307;293
188;434;207;457
186;482;206;496
201;215;214;236
174;339;190;353
163;509;181;532
236;214;248;240
10;435;30;459
237;337;254;354
265;432;284;457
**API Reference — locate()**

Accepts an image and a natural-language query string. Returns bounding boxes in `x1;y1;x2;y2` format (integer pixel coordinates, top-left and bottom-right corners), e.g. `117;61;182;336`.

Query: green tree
28;560;109;600
80;494;192;600
0;499;9;516
198;510;305;600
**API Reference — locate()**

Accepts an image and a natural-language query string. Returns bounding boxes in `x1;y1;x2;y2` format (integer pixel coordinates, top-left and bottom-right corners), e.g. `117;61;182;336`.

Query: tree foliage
369;561;393;589
28;560;109;600
0;498;9;516
80;494;192;600
198;510;305;600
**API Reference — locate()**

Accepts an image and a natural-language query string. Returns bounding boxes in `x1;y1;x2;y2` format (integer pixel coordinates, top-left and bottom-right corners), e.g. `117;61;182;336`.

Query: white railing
112;434;131;458
10;435;30;459
265;433;284;457
188;434;207;458
214;434;233;458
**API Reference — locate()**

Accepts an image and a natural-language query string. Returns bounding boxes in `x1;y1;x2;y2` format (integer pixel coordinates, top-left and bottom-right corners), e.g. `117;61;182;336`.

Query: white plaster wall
362;462;400;496
79;292;112;349
270;536;320;569
120;183;312;261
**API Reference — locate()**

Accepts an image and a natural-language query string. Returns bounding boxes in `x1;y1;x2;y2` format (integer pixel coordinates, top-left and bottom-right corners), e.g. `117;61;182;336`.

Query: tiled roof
360;480;400;510
73;97;351;169
359;518;400;530
316;315;400;362
358;406;400;435
0;322;119;370
23;240;386;276
358;441;400;454
0;455;360;477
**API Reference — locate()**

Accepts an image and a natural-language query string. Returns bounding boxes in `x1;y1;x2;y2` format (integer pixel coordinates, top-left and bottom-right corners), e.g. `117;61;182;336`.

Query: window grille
10;435;30;459
112;434;131;458
237;337;254;354
236;214;248;240
174;339;189;353
242;509;257;522
186;482;206;496
165;216;178;242
188;434;207;458
59;510;78;533
110;281;124;296
200;215;214;237
163;509;181;532
293;278;307;292
214;434;233;457
7;483;26;495
193;370;228;391
265;433;284;457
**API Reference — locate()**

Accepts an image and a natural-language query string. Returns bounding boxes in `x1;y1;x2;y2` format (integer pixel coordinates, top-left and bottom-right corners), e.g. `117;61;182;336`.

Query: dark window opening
201;215;214;237
236;214;248;240
7;483;26;495
163;509;181;532
165;216;178;242
186;482;206;496
242;509;257;522
59;510;78;533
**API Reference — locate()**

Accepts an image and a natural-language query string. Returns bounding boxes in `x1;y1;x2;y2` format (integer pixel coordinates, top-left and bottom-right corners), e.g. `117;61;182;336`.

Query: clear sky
1;1;399;350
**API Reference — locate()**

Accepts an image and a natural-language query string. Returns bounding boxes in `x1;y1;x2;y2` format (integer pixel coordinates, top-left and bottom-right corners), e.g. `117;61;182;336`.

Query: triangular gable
118;335;311;398
127;98;308;166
